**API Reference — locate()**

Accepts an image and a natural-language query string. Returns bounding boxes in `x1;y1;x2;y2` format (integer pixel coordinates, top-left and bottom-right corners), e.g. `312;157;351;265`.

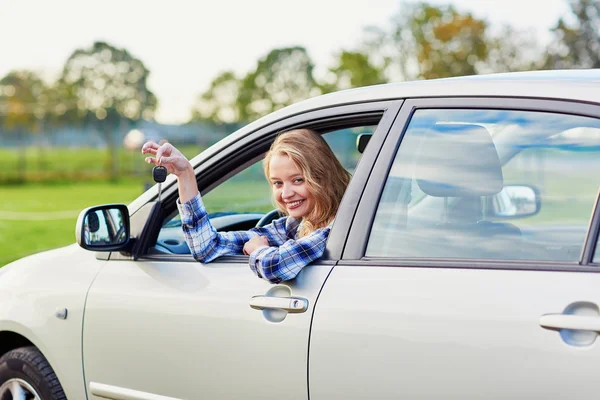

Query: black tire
0;346;66;400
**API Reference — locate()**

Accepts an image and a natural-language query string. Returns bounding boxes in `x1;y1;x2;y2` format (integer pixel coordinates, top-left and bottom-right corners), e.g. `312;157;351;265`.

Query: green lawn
0;180;146;267
0;177;272;267
0;145;202;183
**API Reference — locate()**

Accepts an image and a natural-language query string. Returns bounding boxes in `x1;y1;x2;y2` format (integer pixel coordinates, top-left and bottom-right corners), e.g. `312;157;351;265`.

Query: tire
0;346;66;400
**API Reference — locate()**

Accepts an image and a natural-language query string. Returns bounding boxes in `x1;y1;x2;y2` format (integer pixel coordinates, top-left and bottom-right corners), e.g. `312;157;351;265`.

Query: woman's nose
281;184;295;199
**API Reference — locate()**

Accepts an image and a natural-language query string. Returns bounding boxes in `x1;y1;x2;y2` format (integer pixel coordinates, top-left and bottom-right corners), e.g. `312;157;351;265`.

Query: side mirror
76;204;130;251
357;134;372;154
487;185;541;219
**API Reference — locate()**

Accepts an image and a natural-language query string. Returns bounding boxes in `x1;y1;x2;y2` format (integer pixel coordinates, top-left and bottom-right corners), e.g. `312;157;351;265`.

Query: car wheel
0;346;66;400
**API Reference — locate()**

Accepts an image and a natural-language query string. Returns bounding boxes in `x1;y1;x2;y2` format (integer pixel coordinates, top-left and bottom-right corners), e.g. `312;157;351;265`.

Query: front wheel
0;346;66;400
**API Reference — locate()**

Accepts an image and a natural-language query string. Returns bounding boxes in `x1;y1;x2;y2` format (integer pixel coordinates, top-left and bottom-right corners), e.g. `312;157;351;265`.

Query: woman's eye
294;178;304;184
273;182;282;187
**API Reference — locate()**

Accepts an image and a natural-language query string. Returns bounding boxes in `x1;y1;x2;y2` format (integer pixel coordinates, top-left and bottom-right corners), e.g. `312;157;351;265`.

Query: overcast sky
0;0;571;124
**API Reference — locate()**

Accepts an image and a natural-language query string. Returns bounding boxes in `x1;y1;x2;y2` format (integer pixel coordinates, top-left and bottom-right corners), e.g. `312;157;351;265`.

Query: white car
2;69;600;400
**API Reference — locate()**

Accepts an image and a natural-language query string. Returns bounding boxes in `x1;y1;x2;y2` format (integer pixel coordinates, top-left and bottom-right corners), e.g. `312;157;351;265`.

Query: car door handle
540;314;600;332
250;295;308;313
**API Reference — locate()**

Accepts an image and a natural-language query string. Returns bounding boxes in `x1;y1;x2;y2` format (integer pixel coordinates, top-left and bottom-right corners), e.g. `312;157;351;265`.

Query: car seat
410;123;522;259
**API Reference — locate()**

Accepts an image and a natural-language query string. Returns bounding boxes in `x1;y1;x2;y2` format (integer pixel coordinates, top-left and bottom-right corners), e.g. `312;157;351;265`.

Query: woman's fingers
142;141;188;174
144;156;159;166
159;155;174;165
141;141;159;154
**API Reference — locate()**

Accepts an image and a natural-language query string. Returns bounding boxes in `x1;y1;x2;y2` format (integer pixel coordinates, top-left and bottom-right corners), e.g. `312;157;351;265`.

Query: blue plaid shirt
177;193;331;283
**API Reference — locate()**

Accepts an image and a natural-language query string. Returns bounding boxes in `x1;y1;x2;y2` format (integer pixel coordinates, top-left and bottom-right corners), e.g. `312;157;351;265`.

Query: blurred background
1;0;599;266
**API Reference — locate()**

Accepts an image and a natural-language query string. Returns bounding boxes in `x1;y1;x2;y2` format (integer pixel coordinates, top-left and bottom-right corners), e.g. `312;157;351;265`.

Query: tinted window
367;109;600;262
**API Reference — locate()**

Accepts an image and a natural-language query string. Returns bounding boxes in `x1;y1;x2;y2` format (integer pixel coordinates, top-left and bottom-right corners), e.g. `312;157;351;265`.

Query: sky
0;0;571;124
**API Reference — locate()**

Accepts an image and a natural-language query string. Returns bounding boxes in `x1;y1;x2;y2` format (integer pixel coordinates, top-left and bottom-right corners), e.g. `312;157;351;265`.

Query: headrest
416;124;503;197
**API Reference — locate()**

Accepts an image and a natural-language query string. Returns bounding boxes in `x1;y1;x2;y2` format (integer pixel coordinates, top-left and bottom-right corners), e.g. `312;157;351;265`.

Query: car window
202;125;373;214
155;125;374;254
366;109;600;262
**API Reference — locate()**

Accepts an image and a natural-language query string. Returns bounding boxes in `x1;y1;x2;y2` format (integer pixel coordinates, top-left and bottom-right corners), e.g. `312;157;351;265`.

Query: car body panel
310;266;600;399
0;244;106;400
82;258;334;400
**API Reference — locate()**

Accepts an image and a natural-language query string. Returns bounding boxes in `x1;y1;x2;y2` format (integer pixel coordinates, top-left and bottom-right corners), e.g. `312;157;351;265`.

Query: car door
81;101;401;400
309;98;600;399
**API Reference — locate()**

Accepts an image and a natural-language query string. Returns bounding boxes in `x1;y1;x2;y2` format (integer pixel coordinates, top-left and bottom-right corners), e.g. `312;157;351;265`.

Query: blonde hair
264;129;351;237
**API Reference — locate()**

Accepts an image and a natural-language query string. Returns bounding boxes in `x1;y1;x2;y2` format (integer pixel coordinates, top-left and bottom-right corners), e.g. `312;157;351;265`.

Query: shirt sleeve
177;193;289;263
248;226;331;284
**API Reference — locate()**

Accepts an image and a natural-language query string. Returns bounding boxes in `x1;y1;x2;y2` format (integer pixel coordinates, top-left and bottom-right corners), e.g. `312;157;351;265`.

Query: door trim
89;382;182;400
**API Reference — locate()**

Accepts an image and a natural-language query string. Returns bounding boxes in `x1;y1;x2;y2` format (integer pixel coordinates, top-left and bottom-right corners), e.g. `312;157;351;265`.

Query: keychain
153;164;167;202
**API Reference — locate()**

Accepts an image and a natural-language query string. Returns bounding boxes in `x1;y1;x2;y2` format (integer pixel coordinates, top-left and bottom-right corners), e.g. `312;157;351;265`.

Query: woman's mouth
286;200;305;210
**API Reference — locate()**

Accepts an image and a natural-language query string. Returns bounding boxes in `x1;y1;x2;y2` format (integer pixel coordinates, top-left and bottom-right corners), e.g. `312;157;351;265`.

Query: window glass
367;109;600;262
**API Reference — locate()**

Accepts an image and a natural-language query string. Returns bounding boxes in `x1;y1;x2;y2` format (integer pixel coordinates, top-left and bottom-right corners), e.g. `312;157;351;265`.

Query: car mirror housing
487;184;541;219
76;204;130;251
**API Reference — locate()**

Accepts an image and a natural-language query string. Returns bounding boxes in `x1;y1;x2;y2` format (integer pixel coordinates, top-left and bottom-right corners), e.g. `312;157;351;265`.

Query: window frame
342;96;600;272
127;100;404;263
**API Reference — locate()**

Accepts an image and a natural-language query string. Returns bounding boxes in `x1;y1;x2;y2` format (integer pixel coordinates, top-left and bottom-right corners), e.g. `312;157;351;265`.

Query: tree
320;51;387;93
364;2;489;81
56;41;157;179
0;70;48;181
238;47;319;121
545;0;600;69
479;25;545;73
190;71;242;124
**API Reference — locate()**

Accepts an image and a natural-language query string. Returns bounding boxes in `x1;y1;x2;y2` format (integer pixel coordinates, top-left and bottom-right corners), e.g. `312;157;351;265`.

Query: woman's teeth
287;200;304;209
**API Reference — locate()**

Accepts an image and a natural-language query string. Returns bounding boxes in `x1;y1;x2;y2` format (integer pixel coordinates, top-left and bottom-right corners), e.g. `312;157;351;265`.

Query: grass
0;178;272;268
0;145;202;183
0;180;147;267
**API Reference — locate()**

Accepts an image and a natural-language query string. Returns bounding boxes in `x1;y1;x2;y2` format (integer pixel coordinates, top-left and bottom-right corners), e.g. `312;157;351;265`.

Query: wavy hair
264;129;351;237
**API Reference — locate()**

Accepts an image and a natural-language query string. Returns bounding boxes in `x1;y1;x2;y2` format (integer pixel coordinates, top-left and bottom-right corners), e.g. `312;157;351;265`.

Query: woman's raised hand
141;141;192;177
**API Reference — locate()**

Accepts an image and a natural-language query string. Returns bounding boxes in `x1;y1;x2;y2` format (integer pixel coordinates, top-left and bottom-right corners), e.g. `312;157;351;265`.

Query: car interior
368;109;600;263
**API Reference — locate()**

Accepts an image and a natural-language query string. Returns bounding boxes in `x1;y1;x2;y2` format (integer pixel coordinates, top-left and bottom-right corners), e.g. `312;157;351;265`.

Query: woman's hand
243;236;270;255
141;141;191;177
141;140;199;203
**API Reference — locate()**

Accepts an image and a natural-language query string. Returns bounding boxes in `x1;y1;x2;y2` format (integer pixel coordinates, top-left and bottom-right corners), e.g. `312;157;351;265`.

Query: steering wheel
256;209;283;227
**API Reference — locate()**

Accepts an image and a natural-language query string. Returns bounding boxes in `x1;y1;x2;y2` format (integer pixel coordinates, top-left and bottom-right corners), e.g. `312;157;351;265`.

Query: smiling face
269;153;314;219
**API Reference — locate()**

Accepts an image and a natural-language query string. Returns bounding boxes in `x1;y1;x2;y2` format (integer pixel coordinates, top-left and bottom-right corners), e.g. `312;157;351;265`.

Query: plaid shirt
177;193;331;283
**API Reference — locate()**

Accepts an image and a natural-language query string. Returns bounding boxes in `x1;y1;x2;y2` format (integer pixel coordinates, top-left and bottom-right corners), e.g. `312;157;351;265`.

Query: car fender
0;244;107;400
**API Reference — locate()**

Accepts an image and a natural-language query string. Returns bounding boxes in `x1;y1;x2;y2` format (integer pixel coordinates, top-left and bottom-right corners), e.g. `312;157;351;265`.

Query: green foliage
321;51;387;93
57;41;158;125
0;71;48;132
192;47;320;124
238;47;319;121
190;71;242;124
545;0;600;68
0;71;50;182
55;41;158;179
372;2;489;80
479;25;544;73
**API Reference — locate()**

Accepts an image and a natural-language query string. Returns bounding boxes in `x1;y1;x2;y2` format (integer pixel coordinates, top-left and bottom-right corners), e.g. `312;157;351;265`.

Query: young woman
142;129;350;283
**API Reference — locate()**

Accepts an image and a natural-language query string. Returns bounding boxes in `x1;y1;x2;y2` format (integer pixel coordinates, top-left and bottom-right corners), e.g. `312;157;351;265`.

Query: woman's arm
248;226;331;284
179;194;292;263
178;194;257;261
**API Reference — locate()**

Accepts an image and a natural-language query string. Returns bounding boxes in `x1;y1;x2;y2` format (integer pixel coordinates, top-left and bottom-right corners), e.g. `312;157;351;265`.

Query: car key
153;166;167;202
